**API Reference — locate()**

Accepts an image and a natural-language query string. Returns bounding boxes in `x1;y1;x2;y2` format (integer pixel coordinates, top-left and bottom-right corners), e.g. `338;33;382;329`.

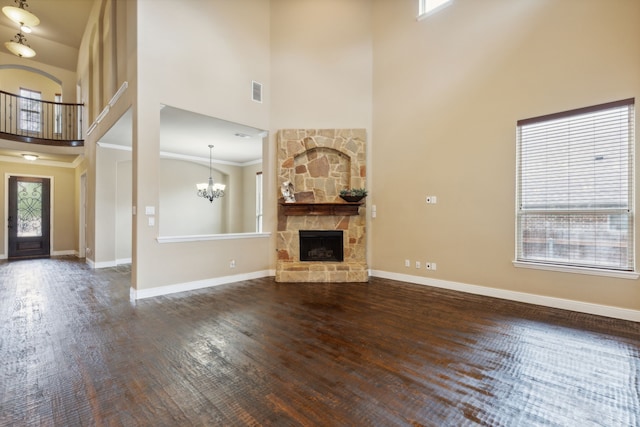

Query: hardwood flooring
0;256;638;426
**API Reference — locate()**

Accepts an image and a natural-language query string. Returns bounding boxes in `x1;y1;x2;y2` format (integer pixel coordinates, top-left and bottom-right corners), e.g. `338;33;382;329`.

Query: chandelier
3;0;39;58
196;145;226;202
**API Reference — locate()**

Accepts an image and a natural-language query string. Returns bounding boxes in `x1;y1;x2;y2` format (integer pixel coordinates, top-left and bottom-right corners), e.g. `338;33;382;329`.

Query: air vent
252;81;262;103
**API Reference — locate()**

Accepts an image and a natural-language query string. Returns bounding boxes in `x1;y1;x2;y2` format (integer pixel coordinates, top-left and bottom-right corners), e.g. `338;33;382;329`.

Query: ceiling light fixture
3;0;38;58
196;145;226;202
2;0;39;27
5;31;35;57
22;153;38;161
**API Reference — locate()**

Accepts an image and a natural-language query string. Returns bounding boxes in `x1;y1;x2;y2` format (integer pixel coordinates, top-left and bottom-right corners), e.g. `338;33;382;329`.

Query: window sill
513;261;639;280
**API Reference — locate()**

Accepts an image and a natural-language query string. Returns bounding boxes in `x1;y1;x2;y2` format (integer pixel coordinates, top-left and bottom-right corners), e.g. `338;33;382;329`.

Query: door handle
7;215;13;229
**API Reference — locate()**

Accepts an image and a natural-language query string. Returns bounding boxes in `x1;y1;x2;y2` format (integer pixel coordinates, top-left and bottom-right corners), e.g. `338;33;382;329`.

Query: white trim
369;270;640;323
116;257;132;265
97;142;131;152
157;232;271;243
92;260;117;269
86;258;95;268
109;81;128;108
513;261;639;280
96;142;259;168
0;155;81;169
130;269;275;301
52;250;75;256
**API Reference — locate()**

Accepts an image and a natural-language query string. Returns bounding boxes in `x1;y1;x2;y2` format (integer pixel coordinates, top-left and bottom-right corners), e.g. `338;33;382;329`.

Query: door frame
4;173;54;259
79;172;86;258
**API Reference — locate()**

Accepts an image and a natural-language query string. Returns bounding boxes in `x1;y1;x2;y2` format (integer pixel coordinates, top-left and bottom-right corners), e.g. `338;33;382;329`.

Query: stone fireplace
276;129;367;283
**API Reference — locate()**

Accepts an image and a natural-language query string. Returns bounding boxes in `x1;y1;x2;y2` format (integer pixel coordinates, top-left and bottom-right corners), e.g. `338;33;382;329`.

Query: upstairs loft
0;90;84;147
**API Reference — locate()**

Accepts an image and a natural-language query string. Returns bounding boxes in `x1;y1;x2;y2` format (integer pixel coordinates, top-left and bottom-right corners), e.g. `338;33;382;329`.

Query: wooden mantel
279;201;362;216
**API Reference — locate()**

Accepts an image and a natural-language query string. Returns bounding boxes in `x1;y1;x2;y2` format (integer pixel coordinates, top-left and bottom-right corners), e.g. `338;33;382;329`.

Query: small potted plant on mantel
339;188;368;203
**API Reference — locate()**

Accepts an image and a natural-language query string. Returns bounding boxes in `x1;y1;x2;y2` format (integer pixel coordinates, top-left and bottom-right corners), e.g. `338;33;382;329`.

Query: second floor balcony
0;90;84;147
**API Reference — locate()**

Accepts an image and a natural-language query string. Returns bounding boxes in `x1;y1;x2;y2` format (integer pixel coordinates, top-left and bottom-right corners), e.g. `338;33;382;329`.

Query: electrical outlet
405;259;410;267
415;261;421;269
431;262;437;271
230;259;236;268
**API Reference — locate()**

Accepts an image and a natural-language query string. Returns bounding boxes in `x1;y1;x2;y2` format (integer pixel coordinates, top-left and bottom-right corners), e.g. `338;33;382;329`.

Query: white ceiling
99;106;266;166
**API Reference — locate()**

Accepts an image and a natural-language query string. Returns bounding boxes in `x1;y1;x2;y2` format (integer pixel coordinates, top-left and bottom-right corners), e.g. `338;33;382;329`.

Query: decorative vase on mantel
339;188;367;203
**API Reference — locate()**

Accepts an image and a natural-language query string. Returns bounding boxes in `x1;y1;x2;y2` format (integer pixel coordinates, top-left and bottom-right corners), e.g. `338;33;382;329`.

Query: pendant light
196;145;226;202
3;0;39;58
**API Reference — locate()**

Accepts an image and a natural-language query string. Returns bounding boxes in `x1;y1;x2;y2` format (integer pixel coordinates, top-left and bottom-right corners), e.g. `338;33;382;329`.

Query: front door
8;176;51;259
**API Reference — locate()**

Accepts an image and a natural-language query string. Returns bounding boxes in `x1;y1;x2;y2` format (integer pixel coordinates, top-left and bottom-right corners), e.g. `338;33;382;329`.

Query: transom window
516;99;635;273
418;0;452;18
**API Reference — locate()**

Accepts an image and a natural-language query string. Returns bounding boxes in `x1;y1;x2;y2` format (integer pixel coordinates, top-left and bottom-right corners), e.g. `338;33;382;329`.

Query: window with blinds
516;98;635;272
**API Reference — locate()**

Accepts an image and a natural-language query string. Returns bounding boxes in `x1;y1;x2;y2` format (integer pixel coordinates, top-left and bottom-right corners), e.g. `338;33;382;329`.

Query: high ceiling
0;0;94;71
0;0;266;167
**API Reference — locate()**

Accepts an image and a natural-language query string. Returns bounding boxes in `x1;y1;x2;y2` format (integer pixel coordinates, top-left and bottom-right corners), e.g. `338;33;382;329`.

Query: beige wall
0;51;79;102
75;0;639;314
95;145;129;265
270;0;374;267
0;68;62;101
77;0;134;269
371;0;640;310
270;0;373;130
0;161;77;257
131;0;272;289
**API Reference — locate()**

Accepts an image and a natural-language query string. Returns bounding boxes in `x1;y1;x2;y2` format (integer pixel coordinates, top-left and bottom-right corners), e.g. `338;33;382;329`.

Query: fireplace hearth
299;230;344;262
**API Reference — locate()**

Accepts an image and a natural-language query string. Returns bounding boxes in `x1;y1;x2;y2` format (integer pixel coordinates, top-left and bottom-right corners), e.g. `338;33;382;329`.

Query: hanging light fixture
5;31;35;57
196;145;226;202
3;0;39;58
2;0;39;26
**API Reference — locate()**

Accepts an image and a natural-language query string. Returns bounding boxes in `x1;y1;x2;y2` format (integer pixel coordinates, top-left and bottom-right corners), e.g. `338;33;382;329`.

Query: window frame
54;93;62;135
418;0;453;19
19;87;42;133
256;172;263;233
514;98;637;279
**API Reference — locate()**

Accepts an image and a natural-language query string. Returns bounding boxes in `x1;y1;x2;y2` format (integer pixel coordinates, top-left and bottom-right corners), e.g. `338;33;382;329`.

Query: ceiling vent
252;81;262;103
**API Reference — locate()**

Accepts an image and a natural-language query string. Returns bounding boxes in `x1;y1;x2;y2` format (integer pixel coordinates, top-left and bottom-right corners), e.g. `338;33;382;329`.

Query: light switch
145;206;155;215
148;217;155;226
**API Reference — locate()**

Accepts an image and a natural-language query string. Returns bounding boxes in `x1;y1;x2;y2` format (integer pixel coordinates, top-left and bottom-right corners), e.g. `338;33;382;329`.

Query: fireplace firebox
299;230;344;262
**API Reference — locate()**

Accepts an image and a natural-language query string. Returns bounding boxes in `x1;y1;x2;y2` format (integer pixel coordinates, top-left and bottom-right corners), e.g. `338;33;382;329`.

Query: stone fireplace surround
276;129;368;283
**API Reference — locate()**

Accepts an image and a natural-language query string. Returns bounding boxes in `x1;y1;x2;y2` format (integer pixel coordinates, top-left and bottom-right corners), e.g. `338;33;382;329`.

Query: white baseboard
131;269;276;301
91;260;117;269
369;270;640;323
87;258;130;268
52;250;76;256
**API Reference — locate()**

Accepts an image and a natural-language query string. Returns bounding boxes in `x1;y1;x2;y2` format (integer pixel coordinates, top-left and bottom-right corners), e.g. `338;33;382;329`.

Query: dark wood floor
1;257;638;426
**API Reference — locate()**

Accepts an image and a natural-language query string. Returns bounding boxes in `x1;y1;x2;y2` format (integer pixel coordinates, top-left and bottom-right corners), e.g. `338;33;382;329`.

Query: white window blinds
516;99;635;271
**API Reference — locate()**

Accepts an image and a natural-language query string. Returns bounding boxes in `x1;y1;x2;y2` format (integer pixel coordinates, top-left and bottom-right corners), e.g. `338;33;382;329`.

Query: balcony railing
0;90;83;147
